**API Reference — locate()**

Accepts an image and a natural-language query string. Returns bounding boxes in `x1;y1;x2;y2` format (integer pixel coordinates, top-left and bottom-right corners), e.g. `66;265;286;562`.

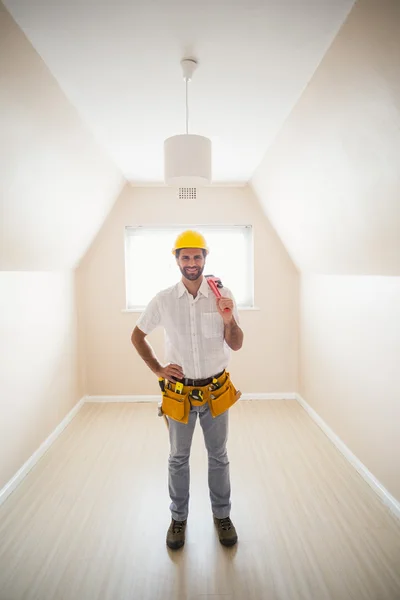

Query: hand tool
212;377;221;389
158;378;169;429
189;389;203;402
205;275;230;312
175;382;184;394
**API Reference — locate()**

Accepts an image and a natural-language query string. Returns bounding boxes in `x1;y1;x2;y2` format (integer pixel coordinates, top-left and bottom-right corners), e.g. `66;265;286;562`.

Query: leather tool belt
174;370;225;388
159;370;241;424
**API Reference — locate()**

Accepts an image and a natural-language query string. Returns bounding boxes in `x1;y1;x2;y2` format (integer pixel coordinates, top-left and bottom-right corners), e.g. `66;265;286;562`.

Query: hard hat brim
172;247;209;255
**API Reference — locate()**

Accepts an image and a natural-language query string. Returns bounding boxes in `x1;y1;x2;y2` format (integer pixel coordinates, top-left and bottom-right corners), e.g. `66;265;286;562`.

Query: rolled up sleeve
136;294;162;334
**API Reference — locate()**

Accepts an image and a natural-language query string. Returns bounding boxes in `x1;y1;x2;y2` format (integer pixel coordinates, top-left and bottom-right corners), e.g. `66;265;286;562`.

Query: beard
180;265;204;281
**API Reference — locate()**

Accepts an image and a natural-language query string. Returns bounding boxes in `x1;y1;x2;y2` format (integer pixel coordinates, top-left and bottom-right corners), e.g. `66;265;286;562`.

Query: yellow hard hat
172;230;209;255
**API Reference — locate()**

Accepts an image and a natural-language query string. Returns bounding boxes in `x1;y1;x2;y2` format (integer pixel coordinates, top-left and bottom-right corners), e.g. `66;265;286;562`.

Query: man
131;229;244;550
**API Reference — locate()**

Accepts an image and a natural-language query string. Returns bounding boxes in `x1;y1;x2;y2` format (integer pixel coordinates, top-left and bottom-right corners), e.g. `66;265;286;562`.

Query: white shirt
136;277;240;379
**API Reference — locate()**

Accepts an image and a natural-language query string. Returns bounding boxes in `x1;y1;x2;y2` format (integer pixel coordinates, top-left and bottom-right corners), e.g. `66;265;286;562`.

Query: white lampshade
164;134;212;186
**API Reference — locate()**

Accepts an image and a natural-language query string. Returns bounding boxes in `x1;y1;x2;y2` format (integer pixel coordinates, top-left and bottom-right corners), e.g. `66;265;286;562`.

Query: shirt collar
177;277;209;298
199;277;209;297
177;281;186;298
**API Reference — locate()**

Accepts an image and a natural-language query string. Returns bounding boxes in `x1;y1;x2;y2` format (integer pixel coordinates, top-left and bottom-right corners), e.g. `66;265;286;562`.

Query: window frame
124;224;255;311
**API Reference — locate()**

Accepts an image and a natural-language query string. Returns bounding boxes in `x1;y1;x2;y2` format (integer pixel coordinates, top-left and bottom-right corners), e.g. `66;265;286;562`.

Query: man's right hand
157;363;184;382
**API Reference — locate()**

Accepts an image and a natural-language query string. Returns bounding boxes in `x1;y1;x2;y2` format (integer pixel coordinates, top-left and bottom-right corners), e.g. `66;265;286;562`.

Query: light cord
185;77;189;134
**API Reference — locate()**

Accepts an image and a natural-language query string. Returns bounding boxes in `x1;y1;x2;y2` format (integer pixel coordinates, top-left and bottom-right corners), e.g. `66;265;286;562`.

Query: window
124;225;254;309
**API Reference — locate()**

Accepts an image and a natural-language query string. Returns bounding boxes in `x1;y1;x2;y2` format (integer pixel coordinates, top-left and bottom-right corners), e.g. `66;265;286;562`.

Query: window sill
122;306;260;313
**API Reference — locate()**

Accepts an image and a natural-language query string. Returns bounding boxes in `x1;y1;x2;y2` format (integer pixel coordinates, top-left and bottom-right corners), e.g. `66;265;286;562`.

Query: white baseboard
86;393;297;403
295;393;400;521
241;393;296;400
3;392;398;523
0;391;296;504
86;395;160;403
0;396;86;507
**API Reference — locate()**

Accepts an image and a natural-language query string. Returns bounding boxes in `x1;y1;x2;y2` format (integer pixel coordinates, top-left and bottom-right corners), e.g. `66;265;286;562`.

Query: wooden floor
0;400;399;600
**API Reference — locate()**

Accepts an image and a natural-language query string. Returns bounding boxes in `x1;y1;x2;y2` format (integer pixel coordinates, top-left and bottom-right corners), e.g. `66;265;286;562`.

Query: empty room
1;0;399;599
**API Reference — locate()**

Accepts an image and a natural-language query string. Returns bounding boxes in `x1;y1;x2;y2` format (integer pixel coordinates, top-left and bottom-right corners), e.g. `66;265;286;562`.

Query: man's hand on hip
158;363;184;382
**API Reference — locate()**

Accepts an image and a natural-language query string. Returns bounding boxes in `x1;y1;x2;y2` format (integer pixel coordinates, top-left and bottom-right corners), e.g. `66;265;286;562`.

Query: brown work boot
166;519;187;550
214;516;238;547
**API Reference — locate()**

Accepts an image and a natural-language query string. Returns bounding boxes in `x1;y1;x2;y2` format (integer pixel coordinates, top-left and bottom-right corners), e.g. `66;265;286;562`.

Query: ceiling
3;0;354;183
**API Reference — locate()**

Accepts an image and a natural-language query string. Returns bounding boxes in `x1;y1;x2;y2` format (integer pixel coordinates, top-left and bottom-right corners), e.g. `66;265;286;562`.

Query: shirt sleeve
136;294;162;334
223;287;240;325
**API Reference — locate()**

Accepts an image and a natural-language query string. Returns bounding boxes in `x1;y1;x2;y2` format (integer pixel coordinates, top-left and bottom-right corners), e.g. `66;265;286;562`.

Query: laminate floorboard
0;400;399;600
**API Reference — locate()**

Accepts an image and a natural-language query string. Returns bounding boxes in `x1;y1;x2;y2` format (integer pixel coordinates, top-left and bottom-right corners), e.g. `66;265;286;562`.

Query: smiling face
176;248;206;281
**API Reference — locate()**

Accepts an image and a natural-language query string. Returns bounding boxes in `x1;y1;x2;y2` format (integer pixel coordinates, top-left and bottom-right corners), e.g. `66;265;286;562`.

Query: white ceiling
4;0;354;183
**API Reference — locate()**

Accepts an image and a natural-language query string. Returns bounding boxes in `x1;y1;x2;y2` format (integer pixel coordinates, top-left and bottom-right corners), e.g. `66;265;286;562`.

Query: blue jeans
168;403;231;521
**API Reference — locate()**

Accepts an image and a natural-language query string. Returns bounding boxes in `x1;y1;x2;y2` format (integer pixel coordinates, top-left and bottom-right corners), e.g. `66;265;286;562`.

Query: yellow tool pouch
161;387;191;424
208;372;241;418
160;371;241;424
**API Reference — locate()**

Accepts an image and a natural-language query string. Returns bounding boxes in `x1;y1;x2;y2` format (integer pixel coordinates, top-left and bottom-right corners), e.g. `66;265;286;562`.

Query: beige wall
0;272;82;490
77;185;299;396
252;0;400;276
300;274;400;501
0;2;124;271
0;3;123;491
251;0;400;502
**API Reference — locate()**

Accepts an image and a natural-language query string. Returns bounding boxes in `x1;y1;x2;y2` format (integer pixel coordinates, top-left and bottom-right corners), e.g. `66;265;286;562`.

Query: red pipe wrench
205;275;230;313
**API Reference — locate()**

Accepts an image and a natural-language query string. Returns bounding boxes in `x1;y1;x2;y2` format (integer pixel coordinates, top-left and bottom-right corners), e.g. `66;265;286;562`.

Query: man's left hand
216;297;234;324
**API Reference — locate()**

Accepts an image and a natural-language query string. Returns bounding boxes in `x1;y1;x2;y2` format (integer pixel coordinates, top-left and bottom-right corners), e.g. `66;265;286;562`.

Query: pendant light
164;58;212;186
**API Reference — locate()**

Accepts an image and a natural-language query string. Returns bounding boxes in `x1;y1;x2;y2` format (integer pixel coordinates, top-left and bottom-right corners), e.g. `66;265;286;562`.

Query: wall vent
178;187;197;200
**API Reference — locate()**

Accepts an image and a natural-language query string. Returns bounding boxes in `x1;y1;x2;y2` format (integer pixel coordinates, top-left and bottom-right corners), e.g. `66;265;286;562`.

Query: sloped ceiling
2;0;354;183
251;0;400;276
3;0;398;276
0;2;125;270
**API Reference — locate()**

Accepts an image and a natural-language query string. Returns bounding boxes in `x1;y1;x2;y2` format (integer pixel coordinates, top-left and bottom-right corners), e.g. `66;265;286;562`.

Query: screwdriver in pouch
212;377;221;389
